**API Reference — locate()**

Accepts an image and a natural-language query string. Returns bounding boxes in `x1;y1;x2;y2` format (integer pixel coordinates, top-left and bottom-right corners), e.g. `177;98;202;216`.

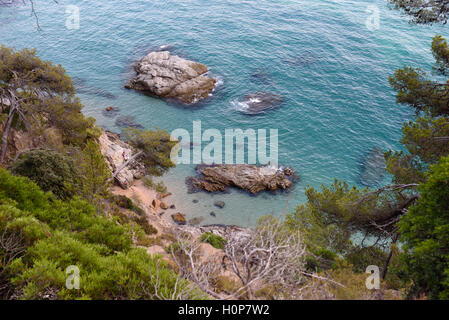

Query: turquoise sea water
0;0;445;226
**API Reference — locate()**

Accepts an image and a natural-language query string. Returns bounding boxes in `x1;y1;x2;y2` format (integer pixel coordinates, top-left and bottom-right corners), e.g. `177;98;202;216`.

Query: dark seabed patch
250;68;274;85
282;51;320;67
102;106;120;118
115;115;144;129
359;147;386;187
72;77;117;99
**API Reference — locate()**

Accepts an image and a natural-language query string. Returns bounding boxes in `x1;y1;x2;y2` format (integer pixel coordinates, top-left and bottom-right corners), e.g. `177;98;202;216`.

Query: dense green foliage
0;46;98;163
397;156;449;299
113;195;144;216
9;149;78;200
386;34;449;299
0;168;196;299
9;141;111;207
286;182;395;274
124;127;176;177
74;140;111;204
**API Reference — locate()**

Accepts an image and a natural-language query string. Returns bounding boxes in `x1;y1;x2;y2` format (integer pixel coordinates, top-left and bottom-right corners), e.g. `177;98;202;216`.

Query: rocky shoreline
99;129;252;233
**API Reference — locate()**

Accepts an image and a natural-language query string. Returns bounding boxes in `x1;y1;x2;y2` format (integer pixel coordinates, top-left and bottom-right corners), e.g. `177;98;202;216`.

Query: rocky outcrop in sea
234;92;284;115
125;51;216;104
186;164;296;194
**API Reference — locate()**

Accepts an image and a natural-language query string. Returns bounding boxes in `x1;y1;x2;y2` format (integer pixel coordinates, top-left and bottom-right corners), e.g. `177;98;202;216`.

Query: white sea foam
248;98;261;103
232;99;250;112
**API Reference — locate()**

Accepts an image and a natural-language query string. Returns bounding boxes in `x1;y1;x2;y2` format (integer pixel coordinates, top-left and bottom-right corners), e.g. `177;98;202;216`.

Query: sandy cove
111;179;179;231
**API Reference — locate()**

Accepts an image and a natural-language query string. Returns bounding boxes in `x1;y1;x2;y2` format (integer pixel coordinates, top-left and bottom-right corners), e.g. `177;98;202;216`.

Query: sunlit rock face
125;51;216;104
98;130;144;189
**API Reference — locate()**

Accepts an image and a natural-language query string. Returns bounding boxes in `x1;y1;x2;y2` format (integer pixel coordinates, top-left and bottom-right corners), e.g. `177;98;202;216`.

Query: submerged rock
125;51;216;104
282;51;320;67
250;69;273;85
72;77;116;99
234;92;284;115
359;147;386;187
102;106;120;118
214;201;225;209
114;115;144;129
186;164;296;194
188;216;205;226
153;44;176;52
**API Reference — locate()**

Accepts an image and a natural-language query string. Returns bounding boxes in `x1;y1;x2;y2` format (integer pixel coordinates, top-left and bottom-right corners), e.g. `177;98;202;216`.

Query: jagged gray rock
125;51;216;104
187;164;296;194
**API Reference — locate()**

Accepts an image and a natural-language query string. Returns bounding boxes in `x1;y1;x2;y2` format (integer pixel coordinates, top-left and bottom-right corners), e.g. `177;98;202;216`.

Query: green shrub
142;176;167;193
9;232;197;300
200;232;226;249
345;246;388;274
0;168;200;300
134;216;158;235
9;149;77;200
113;195;144;216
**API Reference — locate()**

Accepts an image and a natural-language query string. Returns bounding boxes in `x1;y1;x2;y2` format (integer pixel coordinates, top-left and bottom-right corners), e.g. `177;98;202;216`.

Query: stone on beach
160;202;168;210
160;192;172;199
171;212;187;225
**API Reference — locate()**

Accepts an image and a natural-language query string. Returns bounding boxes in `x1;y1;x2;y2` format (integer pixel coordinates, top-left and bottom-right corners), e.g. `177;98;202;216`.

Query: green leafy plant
199;233;226;249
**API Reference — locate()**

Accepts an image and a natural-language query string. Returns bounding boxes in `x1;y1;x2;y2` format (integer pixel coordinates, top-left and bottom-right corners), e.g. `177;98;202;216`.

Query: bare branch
169;219;342;300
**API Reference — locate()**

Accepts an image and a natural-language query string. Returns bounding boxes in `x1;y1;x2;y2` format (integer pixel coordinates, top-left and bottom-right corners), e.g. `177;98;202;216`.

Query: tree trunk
382;233;399;280
0;106;16;164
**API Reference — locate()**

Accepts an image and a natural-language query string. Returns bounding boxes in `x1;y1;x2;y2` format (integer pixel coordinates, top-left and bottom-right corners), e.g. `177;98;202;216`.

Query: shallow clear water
0;0;444;226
